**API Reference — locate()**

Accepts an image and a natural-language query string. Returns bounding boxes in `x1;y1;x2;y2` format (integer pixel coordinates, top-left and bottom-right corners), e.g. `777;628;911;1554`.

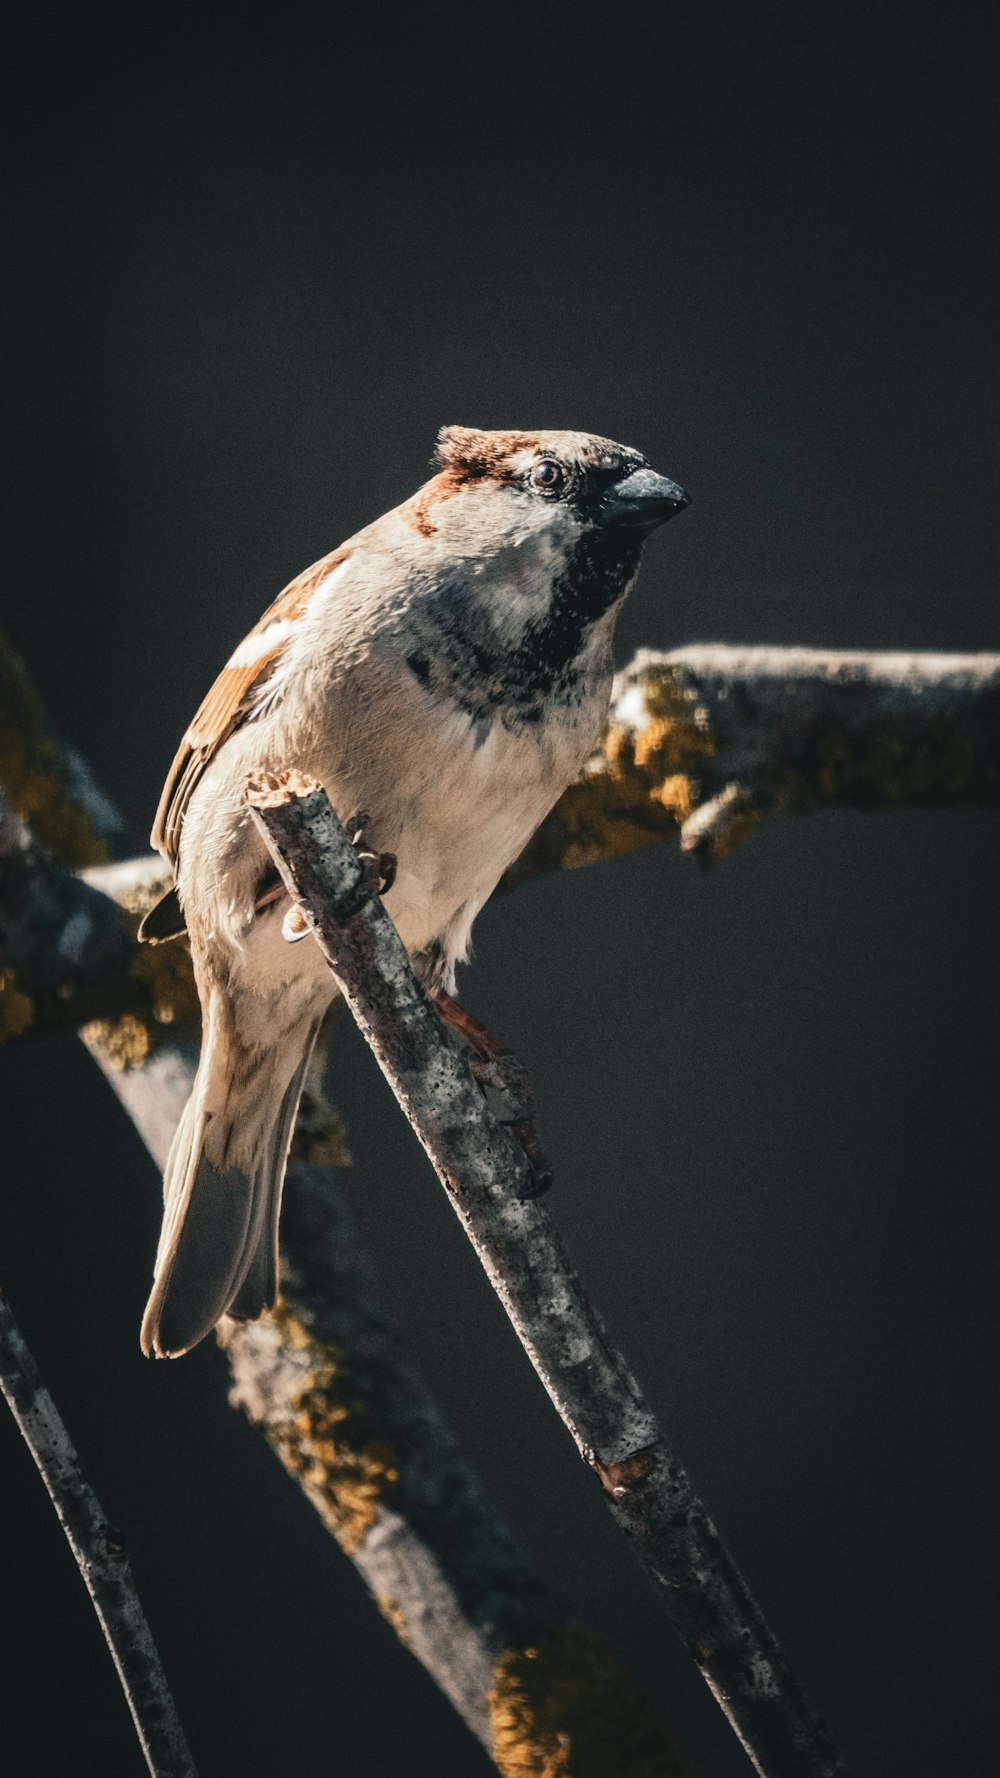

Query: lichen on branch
0;632;116;868
509;644;1000;878
489;1628;685;1778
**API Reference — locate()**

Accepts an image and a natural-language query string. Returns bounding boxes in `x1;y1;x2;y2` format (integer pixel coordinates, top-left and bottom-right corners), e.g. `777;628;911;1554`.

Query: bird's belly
185;662;606;985
316;691;601;956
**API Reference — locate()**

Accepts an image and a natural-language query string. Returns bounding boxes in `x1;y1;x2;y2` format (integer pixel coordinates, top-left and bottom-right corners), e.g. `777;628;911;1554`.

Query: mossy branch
507;645;1000;882
0;788;137;1040
222;1167;686;1774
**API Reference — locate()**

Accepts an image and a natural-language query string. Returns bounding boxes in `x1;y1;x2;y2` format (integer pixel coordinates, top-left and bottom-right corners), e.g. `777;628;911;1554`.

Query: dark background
3;4;998;1774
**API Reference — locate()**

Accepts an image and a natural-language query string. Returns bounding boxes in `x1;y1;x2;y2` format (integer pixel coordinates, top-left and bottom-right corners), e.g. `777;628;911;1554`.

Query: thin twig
0;1290;197;1778
249;770;853;1778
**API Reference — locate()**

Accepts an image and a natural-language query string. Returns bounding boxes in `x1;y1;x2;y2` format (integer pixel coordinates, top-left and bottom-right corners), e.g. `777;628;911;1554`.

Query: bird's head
411;424;689;558
397;425;689;641
379;426;690;713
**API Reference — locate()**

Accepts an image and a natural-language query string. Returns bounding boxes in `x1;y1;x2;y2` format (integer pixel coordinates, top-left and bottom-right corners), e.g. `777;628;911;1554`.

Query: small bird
138;426;689;1357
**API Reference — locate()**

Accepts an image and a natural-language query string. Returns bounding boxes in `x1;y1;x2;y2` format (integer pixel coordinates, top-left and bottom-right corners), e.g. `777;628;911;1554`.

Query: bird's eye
530;458;565;492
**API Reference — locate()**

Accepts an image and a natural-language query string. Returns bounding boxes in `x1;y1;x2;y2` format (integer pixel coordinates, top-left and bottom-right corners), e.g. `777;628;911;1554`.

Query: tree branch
223;1167;686;1774
507;645;1000;882
247;771;853;1778
0;788;136;1038
4;642;998;1046
0;1290;197;1778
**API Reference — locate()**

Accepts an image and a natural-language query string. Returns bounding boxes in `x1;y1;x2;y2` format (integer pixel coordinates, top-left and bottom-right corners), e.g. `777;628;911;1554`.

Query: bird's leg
272;811;399;944
434;990;554;1198
346;810;398;896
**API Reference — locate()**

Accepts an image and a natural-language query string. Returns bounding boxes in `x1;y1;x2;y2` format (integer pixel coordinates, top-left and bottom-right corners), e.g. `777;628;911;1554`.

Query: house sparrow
138;426;689;1357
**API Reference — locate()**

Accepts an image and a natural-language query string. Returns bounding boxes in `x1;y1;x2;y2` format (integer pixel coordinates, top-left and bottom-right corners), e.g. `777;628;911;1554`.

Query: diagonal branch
247;770;853;1778
0;1290;197;1778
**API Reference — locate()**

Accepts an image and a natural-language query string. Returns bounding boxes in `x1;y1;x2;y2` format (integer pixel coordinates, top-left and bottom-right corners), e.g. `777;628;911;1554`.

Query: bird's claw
281;902;312;943
345;810;397;896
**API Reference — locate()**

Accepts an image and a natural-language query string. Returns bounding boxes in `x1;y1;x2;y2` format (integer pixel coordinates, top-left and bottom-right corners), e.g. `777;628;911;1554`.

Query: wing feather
151;546;352;864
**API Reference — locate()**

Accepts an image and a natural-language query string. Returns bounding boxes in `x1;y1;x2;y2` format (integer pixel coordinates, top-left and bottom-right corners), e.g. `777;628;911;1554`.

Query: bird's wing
151;546;352;865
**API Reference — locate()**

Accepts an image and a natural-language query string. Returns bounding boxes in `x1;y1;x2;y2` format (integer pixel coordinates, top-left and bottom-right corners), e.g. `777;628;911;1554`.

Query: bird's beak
603;467;691;532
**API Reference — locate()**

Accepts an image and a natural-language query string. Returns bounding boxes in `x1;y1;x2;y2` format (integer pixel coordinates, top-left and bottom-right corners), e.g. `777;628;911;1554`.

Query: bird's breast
306;650;609;954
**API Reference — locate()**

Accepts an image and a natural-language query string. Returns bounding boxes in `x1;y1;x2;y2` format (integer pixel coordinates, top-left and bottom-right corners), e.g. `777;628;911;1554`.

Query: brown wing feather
151;546;352;864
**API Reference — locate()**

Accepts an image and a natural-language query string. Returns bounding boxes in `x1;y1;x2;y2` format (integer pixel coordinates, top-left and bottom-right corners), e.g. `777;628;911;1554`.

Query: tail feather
140;996;320;1358
226;1034;318;1323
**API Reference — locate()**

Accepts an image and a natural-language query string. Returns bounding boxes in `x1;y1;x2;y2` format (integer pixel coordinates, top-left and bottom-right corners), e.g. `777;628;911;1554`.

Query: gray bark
248;771;852;1778
0;1291;197;1778
0;788;134;1034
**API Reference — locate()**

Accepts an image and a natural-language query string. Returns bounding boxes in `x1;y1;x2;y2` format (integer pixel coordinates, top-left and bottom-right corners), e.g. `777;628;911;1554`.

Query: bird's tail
140;991;320;1358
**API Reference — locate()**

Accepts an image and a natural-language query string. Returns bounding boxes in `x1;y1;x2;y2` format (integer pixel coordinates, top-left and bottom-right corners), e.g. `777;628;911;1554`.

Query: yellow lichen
0;968;34;1039
81;1011;151;1069
74;881;202;1064
653;773;696;825
607;663;715;781
264;1305;399;1555
0;634;107;868
489;1628;686;1778
536;662;719;876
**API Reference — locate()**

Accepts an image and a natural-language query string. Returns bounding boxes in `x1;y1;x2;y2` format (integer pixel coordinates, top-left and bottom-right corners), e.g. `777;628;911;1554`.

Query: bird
137;425;689;1357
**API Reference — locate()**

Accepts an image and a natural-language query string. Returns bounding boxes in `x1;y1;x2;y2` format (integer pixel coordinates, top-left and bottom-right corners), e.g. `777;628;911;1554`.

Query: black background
3;5;998;1774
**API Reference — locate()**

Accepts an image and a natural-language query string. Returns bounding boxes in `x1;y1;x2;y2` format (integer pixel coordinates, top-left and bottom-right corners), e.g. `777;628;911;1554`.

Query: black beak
603;467;691;532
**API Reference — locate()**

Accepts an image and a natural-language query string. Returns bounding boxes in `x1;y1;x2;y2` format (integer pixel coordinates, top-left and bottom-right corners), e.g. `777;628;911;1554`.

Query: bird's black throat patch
404;529;642;729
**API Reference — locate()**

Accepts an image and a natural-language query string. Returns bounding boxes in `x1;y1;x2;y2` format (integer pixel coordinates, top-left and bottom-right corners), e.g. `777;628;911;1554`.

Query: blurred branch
93;1037;685;1775
0;788;136;1038
507;645;1000;882
0;1290;197;1778
0;628;123;867
223;1167;685;1774
248;771;852;1778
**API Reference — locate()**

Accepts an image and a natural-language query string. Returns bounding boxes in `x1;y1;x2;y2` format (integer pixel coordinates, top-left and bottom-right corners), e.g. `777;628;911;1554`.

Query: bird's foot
434;990;555;1198
346;810;397;896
